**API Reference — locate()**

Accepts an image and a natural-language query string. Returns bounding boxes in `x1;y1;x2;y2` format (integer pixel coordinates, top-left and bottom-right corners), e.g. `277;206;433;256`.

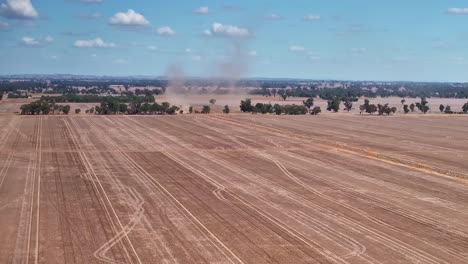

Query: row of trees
439;102;468;114
41;94;155;104
20;100;70;115
250;83;468;99
92;101;180;115
240;99;321;115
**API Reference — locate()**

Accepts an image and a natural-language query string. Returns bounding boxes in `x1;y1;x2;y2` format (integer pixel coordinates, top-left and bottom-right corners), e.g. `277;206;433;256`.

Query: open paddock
1;114;468;263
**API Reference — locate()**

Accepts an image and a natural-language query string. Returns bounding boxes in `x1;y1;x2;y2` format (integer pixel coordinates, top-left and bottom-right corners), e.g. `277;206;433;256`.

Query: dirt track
1;114;468;263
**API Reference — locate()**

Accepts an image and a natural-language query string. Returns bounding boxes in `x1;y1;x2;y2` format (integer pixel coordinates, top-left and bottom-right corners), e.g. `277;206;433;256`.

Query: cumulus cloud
0;0;39;19
21;36;53;46
447;8;468;15
194;6;209;14
109;9;149;26
156;26;175;36
21;36;38;45
204;22;251;38
74;38;115;48
289;45;306;52
304;15;321;21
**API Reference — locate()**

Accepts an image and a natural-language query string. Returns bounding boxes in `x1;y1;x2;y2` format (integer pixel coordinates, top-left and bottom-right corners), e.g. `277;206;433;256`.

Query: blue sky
1;0;468;81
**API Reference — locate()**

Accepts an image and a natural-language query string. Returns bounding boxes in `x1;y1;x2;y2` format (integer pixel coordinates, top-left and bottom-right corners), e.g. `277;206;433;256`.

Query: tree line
40;94;155;103
240;98;321;115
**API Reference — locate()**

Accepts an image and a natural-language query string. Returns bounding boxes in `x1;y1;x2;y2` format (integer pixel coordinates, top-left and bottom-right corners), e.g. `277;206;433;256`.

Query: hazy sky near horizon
1;0;468;81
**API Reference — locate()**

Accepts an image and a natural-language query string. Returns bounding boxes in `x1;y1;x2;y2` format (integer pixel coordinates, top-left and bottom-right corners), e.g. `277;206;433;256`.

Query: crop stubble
0;114;468;263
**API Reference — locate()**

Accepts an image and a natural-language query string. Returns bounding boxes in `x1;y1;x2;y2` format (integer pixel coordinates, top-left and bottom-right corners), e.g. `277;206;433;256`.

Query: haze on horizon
1;0;468;82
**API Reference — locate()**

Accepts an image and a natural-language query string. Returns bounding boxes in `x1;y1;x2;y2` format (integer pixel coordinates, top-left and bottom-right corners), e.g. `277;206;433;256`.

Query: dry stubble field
1;114;468;263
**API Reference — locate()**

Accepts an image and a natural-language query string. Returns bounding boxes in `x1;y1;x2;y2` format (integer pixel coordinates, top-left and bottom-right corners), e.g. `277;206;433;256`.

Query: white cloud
203;29;212;36
248;51;257;57
205;22;251;38
21;36;38;45
185;48;191;53
289;45;306;52
0;0;38;19
109;9;149;26
74;38;115;48
304;15;321;21
156;26;175;36
21;36;53;46
194;6;209;14
147;45;158;51
447;8;468;15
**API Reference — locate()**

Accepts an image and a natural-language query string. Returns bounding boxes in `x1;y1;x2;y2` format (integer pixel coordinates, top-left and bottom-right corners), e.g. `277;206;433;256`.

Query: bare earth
1;114;468;263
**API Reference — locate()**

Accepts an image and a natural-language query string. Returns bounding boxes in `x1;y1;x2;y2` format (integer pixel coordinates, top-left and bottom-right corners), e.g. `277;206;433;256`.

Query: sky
1;0;468;82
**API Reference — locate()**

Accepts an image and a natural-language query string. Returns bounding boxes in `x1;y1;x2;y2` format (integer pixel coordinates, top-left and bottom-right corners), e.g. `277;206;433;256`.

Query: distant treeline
250;85;468;99
40;94;155;103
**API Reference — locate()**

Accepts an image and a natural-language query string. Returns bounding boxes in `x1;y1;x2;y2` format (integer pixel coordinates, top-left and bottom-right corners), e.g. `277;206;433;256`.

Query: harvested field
1;114;468;263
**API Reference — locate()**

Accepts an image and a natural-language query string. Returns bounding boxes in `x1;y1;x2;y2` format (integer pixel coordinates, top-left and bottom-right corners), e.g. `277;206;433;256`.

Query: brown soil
1;114;468;263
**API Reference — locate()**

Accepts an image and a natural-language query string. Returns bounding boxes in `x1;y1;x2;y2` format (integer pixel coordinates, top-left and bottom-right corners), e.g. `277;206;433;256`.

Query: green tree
327;97;341;112
302;97;314;113
278;90;288;101
368;104;378;115
444;105;452;114
343;98;353;112
62;105;71;115
189;106;193;114
439;104;445;113
409;103;415;112
240;99;254;112
311;106;321;115
273;104;283;115
416;97;429;113
403;104;410;114
223;105;230;114
209;99;216;105
75;108;81;114
118;103;128;114
463;102;468;113
202;105;211;114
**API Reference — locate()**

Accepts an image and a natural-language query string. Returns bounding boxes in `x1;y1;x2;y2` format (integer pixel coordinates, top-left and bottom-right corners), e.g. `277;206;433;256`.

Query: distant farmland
1;114;468;263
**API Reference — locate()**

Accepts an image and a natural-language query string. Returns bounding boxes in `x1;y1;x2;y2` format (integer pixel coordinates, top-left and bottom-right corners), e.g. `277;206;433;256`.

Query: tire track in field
63;118;141;264
124;117;351;264
212;117;468;262
210;115;468;181
164;116;459;263
92;116;246;264
76;117;181;263
118;117;333;263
